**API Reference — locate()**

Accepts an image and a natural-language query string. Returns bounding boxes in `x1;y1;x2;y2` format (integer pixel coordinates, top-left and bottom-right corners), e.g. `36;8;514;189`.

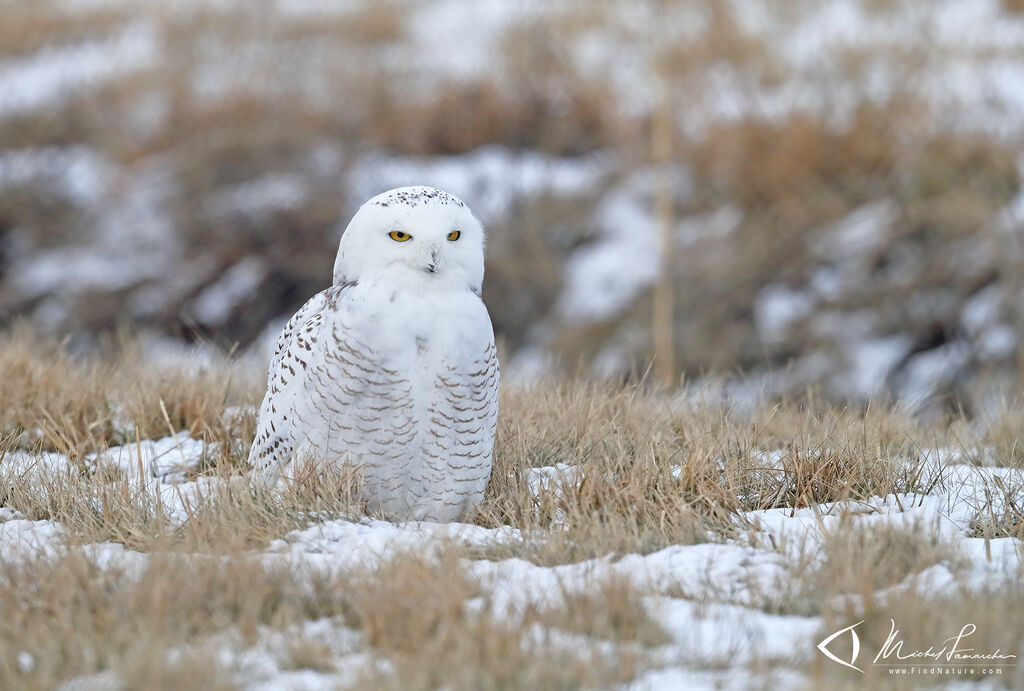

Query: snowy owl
249;186;499;522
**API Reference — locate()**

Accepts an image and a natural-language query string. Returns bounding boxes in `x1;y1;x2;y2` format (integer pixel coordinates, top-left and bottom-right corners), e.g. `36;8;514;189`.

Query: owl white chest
344;276;491;371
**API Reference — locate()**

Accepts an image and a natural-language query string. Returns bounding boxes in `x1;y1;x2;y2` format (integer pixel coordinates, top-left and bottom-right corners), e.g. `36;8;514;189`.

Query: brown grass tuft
0;326;261;462
0;551;342;690
541;573;671;648
817;519;962;599
969;475;1024;541
470;383;939;564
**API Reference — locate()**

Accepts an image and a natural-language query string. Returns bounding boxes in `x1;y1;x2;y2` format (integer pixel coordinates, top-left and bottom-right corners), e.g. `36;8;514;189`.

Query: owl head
333;186;485;293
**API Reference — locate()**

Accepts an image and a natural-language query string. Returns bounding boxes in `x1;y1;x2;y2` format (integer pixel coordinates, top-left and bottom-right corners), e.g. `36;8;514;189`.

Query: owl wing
248;283;353;472
425;341;500;505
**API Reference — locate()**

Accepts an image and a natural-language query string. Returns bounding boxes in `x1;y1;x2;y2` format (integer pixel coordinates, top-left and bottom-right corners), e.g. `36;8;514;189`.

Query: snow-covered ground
2;433;1021;688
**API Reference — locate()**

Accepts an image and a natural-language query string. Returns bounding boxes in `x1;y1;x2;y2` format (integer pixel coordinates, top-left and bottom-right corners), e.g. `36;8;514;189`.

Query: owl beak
425;244;441;274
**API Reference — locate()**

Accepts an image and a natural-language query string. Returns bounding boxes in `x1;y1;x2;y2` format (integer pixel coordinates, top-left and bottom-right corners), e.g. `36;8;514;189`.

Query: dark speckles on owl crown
370;187;465;209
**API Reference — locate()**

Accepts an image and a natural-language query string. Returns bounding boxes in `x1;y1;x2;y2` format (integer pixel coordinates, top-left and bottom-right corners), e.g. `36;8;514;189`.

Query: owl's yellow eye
388;230;411;242
447;230;461;242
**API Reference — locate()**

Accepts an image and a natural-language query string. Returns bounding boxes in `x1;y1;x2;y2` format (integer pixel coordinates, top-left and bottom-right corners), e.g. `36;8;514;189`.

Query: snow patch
192;257;268;326
0;519;66;561
205;174;310;219
838;336;911;400
0;22;159;119
754;286;815;344
558;170;678;323
349;146;611;224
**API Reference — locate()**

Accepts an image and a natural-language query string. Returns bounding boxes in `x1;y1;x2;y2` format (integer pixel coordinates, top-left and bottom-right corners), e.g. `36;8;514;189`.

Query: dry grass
0;551;316;690
978;406;1024;468
815;519;962;600
810;581;1024;689
687;513;966;619
0;543;660;690
0;332;947;561
670;104;1021;376
969;475;1024;541
0;326;261;462
347;549;655;690
0;331;1019;687
0;2;128;59
472;383;940;564
0;542;647;690
0;460;369;552
539;573;671;648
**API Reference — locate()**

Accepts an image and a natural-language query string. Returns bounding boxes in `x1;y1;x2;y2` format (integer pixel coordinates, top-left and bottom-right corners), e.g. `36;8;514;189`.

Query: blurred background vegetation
1;0;1023;416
